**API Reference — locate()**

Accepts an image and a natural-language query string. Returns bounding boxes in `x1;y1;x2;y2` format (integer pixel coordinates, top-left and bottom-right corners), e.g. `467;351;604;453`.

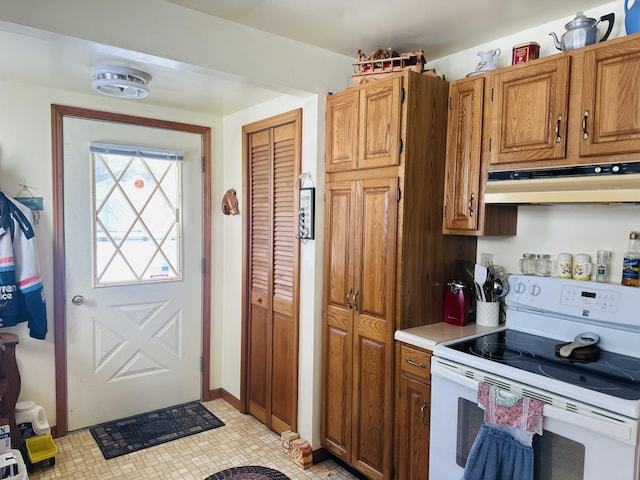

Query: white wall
220;93;324;446
0;79;222;427
428;1;640;283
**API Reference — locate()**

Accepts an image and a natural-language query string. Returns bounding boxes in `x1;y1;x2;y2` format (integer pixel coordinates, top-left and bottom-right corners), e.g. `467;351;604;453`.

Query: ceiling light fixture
91;66;152;99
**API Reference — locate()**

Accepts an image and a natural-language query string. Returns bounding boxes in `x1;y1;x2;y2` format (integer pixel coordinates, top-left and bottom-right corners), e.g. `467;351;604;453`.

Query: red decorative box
512;42;540;65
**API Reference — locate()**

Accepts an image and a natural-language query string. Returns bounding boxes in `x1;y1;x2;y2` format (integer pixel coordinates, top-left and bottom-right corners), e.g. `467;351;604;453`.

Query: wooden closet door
244;110;301;434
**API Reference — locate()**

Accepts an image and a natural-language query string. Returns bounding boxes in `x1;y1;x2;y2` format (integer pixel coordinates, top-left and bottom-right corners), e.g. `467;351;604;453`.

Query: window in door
90;142;183;286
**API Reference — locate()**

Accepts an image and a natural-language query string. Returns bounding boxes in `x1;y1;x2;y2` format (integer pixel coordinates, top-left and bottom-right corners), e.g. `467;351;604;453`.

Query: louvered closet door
245;110;300;434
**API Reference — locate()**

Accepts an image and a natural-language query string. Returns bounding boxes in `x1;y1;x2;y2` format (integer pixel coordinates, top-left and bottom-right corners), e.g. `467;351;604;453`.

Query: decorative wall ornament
221;188;239;215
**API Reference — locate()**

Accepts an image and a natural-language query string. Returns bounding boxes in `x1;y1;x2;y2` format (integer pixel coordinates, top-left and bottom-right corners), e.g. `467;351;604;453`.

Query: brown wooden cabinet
486;33;640;171
489;55;570;166
442;75;517;236
395;343;431;480
579;36;640;158
443;34;640;234
326;76;402;173
321;71;477;480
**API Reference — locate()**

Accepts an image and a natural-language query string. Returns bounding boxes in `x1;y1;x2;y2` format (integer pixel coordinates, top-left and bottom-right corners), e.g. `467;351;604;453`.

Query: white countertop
394;322;503;351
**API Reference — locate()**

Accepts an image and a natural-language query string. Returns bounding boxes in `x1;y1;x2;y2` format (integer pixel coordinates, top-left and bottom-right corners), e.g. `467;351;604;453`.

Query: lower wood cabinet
395;342;432;480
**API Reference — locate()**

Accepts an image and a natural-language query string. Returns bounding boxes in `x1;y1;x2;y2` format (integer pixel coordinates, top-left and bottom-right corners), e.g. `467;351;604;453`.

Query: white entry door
63;118;203;430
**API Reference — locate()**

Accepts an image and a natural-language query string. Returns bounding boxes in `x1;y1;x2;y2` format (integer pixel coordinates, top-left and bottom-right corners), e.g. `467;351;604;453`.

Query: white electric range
429;274;640;480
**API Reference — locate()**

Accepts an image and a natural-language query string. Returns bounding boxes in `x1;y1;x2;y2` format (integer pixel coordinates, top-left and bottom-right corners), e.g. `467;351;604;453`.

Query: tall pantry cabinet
321;71;477;480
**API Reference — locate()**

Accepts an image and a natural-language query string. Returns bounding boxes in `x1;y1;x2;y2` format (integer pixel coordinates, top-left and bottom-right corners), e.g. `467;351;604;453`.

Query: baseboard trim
208;388;241;410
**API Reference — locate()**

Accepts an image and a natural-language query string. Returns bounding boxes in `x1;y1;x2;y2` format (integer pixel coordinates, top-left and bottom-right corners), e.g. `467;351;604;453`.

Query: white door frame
51;104;212;437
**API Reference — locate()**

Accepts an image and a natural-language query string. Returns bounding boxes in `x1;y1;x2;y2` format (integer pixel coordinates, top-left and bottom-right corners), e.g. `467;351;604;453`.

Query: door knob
71;295;85;306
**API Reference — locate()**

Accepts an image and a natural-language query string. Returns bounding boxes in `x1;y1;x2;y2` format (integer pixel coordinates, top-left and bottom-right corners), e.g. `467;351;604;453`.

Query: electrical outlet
480;253;493;267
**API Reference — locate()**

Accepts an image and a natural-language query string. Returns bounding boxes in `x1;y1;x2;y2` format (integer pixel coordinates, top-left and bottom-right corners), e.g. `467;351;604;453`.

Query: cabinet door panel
326;89;359;173
443;77;483;231
397;373;430;480
359;77;402;170
324;182;356;316
321;182;356;458
351;178;397;479
322;324;352;458
353;335;388;478
581;43;640;156
355;178;398;321
490;56;570;164
247;302;269;423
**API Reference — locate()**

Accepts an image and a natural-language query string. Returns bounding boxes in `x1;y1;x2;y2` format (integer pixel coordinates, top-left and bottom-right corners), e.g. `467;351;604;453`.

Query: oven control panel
560;286;619;312
506;275;640;326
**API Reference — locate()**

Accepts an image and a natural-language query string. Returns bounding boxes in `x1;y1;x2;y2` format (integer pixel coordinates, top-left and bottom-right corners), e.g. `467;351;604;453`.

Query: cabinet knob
346;288;353;309
353;289;359;311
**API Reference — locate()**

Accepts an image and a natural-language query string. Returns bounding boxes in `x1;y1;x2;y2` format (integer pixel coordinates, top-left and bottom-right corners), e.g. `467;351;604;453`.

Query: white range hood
484;162;640;204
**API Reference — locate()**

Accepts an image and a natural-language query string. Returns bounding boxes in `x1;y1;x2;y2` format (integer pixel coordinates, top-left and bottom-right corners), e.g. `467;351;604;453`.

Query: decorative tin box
512;42;540;65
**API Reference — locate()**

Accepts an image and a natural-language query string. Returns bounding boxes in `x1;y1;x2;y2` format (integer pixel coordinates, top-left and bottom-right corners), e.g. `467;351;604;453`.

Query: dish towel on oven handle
462;382;544;480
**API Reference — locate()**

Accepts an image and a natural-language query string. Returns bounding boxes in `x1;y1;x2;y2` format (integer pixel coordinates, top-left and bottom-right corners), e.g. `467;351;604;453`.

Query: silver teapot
549;11;614;51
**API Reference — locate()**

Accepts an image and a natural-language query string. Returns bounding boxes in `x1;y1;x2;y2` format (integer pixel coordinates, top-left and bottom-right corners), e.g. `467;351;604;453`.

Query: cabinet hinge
397;188;402;202
398;138;403;155
400;87;405;104
202;258;206;273
201;156;205;172
489;137;492;152
491;87;494;102
448;96;452;110
443;205;447;218
200;356;204;372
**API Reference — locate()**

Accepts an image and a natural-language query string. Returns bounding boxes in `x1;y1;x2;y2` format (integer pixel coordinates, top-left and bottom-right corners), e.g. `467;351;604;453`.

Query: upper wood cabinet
326;76;402;173
580;37;640;157
489;55;570;166
486;33;640;171
442;75;518;236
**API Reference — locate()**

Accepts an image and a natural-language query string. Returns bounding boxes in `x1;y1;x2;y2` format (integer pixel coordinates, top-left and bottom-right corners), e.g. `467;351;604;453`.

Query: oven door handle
543;404;637;444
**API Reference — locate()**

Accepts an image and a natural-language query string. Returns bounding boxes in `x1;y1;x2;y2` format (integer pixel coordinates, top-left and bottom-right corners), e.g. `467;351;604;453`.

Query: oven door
429;357;640;480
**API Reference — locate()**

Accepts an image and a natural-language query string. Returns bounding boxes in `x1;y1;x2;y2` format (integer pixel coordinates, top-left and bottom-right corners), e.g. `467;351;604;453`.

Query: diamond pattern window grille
92;149;182;286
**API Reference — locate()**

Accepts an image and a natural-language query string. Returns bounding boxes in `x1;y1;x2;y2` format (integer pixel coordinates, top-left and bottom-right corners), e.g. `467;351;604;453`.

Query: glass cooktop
448;329;640;401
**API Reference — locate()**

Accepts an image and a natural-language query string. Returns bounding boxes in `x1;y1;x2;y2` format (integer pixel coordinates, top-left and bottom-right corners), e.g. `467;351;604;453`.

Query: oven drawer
399;344;431;380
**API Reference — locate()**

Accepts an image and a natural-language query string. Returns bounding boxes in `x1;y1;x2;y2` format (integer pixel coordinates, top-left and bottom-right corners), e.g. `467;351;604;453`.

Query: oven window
456;398;585;479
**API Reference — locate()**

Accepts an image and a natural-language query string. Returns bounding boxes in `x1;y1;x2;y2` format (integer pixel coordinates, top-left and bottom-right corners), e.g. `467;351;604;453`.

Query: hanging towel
462;423;534;480
462;382;544;479
478;382;543;436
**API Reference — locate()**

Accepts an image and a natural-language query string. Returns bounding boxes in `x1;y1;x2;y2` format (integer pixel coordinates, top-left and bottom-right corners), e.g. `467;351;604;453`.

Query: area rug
205;466;291;480
90;401;225;459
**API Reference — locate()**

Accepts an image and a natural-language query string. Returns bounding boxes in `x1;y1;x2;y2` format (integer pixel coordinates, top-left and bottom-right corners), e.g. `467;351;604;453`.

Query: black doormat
90;401;225;459
205;466;291;480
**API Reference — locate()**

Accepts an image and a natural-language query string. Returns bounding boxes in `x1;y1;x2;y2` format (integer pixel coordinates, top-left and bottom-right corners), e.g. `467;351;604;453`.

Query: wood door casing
242;109;301;434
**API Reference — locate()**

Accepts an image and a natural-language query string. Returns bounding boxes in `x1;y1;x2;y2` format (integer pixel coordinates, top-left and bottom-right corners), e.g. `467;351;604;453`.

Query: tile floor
27;398;361;480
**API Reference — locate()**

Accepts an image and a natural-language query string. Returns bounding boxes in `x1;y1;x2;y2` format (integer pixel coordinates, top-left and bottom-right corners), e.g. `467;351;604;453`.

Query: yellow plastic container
24;434;57;465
